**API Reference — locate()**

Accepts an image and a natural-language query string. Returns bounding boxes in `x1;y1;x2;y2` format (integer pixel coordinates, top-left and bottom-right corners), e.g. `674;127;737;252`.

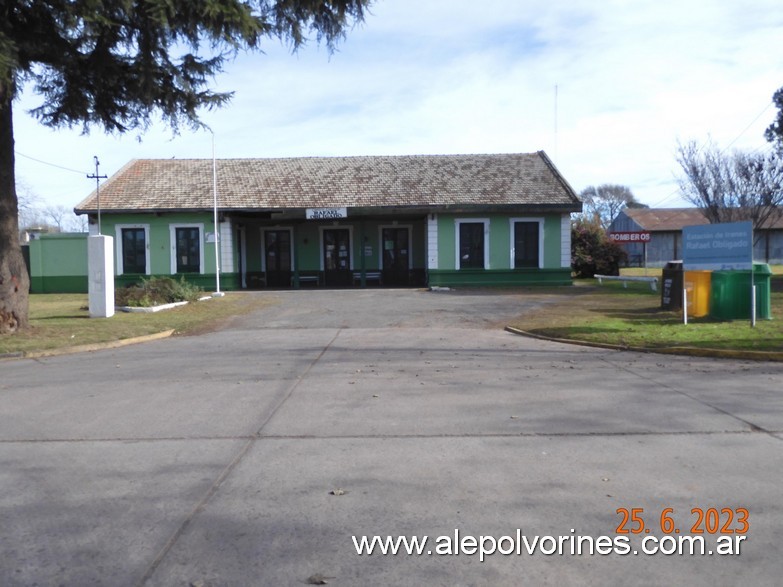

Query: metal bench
294;274;320;287
595;274;658;291
352;271;382;285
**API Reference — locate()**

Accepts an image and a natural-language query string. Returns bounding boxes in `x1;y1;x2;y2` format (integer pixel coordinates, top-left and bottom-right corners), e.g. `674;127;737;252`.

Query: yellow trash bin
684;270;712;318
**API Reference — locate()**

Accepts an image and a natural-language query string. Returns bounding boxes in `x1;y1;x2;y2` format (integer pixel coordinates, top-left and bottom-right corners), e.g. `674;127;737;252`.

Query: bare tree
16;181;43;230
42;205;71;232
66;213;88;233
676;140;783;231
579;184;647;229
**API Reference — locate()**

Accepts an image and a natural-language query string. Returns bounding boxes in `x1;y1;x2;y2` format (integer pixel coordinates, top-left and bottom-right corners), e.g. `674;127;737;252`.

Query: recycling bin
660;261;683;310
754;263;773;320
710;263;772;320
684;270;711;318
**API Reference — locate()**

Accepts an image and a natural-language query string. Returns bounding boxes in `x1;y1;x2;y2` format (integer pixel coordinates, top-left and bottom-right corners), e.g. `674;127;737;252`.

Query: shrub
115;277;203;307
571;217;628;278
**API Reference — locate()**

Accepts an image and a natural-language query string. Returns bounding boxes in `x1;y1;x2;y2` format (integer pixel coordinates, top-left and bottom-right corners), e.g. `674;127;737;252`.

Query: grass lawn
510;277;783;354
0;293;278;356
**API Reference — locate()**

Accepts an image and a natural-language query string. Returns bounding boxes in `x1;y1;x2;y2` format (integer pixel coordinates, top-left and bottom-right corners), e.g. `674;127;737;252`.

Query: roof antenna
87;156;108;235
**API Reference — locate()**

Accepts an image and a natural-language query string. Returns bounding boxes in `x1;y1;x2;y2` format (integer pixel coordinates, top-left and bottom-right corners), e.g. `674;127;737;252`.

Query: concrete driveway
1;289;782;586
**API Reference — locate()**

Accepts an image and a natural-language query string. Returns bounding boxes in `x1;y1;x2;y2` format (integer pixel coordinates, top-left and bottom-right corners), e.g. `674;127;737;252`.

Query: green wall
28;212;570;293
428;269;572;287
28;233;88;293
101;212;220;275
437;213;564;271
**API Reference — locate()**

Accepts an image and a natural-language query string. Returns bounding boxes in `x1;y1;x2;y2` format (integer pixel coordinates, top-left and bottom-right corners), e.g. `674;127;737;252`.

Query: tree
43;205;72;232
16;181;43;231
579;184;648;230
765;87;783;152
676;140;783;232
0;0;370;333
571;217;627;278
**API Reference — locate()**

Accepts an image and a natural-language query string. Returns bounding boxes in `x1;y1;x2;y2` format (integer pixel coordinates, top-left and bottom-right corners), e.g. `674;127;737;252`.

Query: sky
11;0;783;216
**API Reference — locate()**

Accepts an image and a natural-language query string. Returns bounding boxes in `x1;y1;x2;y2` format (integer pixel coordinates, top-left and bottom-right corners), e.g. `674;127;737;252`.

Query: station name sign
608;231;651;243
306;207;347;220
683;221;752;270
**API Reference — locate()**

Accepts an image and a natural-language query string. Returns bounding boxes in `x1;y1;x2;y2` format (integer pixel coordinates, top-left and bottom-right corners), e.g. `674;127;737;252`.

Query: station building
72;152;582;290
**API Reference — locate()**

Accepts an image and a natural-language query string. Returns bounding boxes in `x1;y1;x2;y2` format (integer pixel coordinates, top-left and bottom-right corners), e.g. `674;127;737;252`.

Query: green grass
511;278;783;353
0;293;277;356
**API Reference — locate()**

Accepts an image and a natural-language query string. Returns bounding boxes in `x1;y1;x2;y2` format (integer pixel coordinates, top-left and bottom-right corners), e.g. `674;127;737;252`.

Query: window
176;227;200;273
115;224;150;275
513;221;541;268
456;219;489;269
122;228;146;273
169;224;204;274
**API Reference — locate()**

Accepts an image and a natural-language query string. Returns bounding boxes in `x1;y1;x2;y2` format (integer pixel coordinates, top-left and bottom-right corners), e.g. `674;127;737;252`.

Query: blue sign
682;221;753;270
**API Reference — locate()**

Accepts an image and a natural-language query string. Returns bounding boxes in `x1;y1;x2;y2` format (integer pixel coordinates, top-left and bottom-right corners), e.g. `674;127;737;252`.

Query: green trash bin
709;264;772;320
753;263;772;320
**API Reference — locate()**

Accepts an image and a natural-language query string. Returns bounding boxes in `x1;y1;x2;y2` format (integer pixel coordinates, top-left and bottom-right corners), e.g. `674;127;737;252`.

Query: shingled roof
621;208;709;231
74;152;581;214
621;207;783;231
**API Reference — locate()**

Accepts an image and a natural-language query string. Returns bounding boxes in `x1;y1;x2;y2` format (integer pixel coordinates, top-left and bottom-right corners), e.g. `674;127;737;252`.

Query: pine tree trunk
0;82;30;333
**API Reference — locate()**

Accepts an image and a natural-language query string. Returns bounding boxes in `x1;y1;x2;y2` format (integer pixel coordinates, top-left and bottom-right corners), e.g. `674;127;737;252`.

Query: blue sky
12;0;783;212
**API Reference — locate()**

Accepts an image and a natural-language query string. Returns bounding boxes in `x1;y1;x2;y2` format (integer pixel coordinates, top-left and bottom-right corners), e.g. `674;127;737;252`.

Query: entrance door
382;227;410;286
323;228;351;286
264;230;292;287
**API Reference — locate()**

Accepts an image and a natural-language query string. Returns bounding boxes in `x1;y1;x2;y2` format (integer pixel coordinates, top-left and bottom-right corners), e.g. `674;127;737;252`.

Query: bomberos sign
608;231;651;243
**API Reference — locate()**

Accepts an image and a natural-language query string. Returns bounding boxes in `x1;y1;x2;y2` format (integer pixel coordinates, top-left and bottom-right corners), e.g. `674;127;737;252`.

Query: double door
264;230;292;287
381;227;410;286
323;228;352;286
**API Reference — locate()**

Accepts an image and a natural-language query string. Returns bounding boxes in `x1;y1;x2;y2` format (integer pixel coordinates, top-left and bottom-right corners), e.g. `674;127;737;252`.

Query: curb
1;329;176;361
504;326;783;362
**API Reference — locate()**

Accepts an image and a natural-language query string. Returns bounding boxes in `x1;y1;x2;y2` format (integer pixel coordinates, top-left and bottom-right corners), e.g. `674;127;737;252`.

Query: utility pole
87;156;108;235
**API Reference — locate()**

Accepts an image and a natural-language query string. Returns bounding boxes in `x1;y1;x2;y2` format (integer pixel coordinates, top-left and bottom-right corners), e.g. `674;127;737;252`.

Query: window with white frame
510;218;543;268
456;219;489;269
169;224;205;274
115;224;150;275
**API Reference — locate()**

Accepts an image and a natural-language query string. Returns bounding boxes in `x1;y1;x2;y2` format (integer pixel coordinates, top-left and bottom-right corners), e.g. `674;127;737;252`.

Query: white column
88;235;115;318
219;219;234;273
561;214;572;268
427;214;439;270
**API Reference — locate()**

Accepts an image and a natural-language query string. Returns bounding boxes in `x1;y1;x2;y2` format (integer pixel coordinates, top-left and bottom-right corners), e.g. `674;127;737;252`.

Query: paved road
1;289;782;586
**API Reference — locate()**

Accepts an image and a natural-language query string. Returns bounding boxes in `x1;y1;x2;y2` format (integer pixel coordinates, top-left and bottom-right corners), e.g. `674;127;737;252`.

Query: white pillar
427;213;439;270
88;235;115;318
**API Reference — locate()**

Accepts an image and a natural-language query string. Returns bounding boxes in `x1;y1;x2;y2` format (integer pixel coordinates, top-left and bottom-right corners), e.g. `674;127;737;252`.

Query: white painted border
260;227;295;272
169;223;205;274
238;225;247;288
427;214;438;270
114;224;151;275
455;218;490;270
561;214;572;268
378;224;414;270
509;217;545;269
318;224;354;271
219;219;234;273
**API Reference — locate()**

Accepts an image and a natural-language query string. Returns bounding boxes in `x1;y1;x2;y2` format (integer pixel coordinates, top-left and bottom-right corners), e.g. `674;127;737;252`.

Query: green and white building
69;152;580;290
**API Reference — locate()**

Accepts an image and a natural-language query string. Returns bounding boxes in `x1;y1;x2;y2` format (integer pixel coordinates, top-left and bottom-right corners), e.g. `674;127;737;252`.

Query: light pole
209;129;224;297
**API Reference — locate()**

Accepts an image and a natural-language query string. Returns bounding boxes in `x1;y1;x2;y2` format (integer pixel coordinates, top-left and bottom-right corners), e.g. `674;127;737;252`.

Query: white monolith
88;235;115;318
